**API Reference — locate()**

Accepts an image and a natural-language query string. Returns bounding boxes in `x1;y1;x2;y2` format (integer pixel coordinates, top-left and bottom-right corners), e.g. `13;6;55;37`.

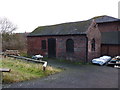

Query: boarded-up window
41;40;46;49
66;39;74;53
91;39;95;51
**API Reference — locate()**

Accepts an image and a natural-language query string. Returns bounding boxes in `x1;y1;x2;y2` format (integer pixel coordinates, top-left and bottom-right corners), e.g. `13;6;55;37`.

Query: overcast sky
0;0;119;33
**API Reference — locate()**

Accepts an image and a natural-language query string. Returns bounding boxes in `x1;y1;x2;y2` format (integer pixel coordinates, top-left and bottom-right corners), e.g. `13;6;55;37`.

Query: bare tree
0;17;17;51
0;17;17;34
0;18;27;53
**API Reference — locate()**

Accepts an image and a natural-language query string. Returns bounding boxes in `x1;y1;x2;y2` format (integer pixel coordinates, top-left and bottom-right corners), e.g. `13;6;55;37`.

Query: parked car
107;56;120;68
32;54;43;60
92;56;111;66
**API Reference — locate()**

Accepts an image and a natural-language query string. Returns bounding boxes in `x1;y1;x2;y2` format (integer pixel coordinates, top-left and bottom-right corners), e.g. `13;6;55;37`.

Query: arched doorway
66;39;74;53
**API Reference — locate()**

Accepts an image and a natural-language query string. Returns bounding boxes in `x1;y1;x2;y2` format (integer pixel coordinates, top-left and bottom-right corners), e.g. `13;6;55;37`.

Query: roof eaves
27;33;87;37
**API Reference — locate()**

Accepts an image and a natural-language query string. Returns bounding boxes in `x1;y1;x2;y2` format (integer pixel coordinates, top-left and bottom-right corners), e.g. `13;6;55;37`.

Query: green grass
0;57;62;84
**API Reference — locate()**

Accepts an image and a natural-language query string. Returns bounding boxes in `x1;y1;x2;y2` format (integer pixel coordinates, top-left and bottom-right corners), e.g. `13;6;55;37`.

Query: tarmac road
3;59;119;88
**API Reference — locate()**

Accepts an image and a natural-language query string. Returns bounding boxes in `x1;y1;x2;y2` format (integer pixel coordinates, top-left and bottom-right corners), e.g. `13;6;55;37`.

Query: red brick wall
98;21;120;32
27;37;47;56
87;20;101;62
56;35;87;62
27;20;101;63
27;35;88;62
98;21;120;56
101;44;120;57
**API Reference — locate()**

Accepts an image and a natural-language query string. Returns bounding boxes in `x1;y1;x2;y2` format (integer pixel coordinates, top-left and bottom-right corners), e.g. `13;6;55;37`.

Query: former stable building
27;19;101;63
27;15;120;62
94;15;120;56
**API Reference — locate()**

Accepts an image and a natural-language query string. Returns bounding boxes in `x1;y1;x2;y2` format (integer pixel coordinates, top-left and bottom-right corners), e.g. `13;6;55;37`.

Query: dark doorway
66;39;74;53
48;38;56;57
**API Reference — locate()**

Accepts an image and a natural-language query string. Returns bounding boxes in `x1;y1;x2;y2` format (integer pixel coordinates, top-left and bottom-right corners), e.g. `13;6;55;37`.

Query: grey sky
0;0;119;33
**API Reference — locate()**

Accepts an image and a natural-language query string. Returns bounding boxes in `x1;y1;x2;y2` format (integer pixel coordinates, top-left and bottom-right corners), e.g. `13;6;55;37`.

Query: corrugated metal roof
28;20;92;36
101;31;120;44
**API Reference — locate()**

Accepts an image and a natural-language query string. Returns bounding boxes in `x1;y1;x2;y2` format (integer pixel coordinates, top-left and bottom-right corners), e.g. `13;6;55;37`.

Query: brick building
27;15;120;62
27;20;101;63
93;15;120;56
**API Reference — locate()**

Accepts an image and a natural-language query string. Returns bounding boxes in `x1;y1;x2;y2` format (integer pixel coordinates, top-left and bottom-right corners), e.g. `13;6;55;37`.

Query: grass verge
0;57;62;84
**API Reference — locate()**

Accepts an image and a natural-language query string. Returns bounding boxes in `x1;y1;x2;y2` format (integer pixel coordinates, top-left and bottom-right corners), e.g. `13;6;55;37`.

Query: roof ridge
36;19;92;28
28;19;92;36
92;15;119;19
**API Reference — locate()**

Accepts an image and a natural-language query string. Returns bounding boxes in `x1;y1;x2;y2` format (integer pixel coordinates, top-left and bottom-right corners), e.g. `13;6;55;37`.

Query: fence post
42;62;47;71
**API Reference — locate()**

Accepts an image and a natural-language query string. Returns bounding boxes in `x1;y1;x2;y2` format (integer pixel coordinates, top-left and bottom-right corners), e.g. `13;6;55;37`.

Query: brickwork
98;21;120;56
27;20;101;63
101;44;120;57
27;17;120;63
56;35;87;62
27;35;88;62
87;20;101;62
98;21;120;32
